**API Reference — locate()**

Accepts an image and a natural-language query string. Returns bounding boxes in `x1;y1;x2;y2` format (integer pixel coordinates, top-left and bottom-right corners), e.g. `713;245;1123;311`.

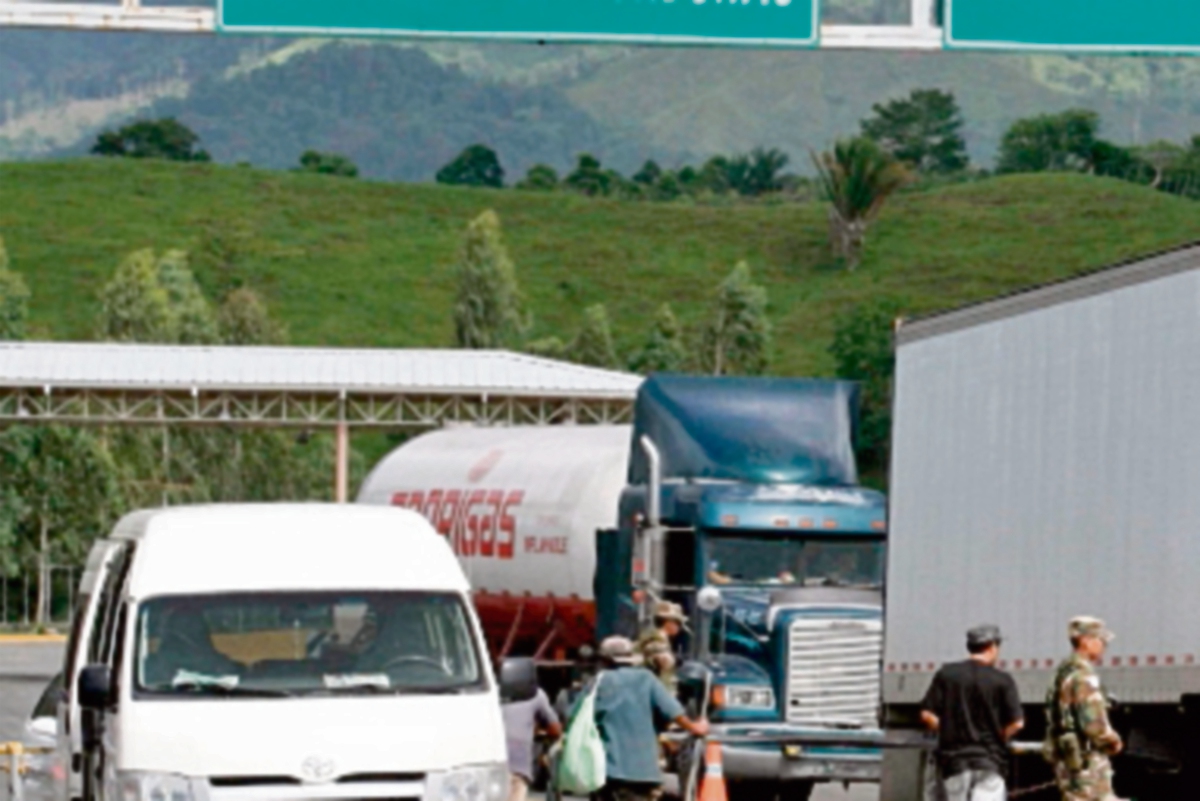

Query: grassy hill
1;159;1198;377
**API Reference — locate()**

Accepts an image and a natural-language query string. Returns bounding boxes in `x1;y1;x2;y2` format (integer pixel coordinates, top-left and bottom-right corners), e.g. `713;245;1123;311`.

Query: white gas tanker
356;424;631;659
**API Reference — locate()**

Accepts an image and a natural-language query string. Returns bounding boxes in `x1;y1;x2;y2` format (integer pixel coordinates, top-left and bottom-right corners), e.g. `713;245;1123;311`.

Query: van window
87;546;133;666
32;673;64;720
134;591;483;697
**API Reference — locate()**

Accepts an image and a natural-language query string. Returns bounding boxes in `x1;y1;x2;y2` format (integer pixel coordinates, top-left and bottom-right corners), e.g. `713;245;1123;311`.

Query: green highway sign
946;0;1200;53
218;0;819;47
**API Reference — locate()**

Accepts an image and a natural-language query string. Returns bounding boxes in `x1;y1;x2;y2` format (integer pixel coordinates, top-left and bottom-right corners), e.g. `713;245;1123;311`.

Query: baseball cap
1069;616;1115;643
598;636;640;665
966;624;1003;648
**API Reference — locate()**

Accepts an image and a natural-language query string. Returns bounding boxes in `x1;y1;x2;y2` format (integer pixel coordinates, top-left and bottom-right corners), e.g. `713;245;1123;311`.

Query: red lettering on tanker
390;489;523;560
524;536;568;554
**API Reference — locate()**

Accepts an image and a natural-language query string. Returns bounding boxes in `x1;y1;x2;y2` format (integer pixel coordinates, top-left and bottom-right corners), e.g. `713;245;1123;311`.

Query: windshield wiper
392;684;475;695
169;681;293;698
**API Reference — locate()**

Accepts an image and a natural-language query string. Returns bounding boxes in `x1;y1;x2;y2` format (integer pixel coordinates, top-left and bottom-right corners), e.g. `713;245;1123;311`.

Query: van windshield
135;591;483;697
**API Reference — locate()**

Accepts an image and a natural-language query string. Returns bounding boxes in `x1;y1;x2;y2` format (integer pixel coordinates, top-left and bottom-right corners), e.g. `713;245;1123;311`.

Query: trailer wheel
1184;696;1200;796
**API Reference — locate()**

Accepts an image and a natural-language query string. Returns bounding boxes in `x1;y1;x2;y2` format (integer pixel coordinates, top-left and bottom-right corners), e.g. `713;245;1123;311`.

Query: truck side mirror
498;657;538;704
78;665;113;710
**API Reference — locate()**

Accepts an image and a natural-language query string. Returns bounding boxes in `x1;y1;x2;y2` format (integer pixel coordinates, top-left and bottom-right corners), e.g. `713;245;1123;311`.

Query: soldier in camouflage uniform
635;601;686;693
1044;617;1124;801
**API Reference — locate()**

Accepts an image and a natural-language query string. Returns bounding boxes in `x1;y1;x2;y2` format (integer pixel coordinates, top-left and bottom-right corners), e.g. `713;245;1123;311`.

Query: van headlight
717;685;775;710
118;772;206;801
423;764;507;801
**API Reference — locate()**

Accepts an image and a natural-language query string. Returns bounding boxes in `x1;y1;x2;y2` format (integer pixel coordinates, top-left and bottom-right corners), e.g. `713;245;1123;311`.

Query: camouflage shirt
1047;653;1122;758
635;627;677;691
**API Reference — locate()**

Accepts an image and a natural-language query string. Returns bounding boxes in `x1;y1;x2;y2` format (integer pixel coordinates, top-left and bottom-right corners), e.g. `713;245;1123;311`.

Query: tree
1135;140;1185;188
861;89;969;174
0;426;124;625
97;249;175;343
565;154;614;197
218;287;287;345
453;210;529;349
0;237;31;341
812;138;911;269
996;109;1099;174
97;249;219;344
630;303;688;374
633;160;663;186
741;147;790;196
1091;140;1148;182
157;250;221;344
567;304;619;368
436;144;505;188
298;150;359;178
700;262;771;376
91;118;210;162
829;298;903;475
516;164;559;191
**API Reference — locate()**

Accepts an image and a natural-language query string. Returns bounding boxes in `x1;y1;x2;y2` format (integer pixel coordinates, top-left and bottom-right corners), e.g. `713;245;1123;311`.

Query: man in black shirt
921;624;1025;801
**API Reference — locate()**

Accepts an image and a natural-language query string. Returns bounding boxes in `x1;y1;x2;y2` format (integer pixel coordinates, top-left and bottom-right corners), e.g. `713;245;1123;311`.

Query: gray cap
967;624;1003;648
598;635;640;666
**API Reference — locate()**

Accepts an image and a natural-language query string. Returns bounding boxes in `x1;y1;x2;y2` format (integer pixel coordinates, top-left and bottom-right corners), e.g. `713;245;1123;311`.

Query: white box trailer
881;244;1200;798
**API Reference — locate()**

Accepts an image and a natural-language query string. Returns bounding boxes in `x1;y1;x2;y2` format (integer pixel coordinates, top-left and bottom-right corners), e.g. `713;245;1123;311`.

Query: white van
54;504;534;801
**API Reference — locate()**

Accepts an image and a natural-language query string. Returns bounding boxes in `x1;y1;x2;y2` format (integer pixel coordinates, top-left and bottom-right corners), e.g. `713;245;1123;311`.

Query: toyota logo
301;756;337;783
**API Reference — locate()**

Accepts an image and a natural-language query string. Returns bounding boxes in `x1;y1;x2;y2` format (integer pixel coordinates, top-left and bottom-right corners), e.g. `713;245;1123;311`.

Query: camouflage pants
1055;754;1120;801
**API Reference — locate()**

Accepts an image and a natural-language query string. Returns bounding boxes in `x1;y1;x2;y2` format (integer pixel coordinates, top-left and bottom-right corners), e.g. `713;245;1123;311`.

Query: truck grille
785;617;883;727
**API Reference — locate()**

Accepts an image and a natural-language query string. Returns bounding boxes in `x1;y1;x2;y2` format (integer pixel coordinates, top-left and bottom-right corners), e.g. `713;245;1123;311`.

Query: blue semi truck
360;374;888;800
596;375;888;801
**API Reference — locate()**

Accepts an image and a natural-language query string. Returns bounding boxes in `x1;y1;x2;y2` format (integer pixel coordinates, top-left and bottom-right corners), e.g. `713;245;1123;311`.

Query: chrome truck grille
785;617;883;727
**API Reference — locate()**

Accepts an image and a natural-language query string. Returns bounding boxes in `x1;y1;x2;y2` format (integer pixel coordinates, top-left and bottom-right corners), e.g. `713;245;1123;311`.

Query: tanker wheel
726;780;813;801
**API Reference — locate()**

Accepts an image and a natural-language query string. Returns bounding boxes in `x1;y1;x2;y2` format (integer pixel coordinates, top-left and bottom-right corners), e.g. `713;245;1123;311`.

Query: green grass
1;158;1198;376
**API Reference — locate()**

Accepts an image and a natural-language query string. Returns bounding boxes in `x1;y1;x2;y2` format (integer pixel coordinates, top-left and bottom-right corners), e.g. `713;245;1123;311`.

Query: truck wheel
726;780;813;801
782;781;814;801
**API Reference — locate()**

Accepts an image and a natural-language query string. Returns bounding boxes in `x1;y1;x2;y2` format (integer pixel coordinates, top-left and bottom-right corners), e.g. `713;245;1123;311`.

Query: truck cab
596;375;889;801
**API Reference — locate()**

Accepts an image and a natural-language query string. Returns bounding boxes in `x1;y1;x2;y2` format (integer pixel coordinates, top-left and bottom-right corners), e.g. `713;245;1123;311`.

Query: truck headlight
717;685;775;710
424;764;507;801
117;772;205;801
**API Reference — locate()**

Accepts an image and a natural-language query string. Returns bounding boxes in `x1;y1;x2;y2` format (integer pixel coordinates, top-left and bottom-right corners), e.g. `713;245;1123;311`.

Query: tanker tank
357;424;631;659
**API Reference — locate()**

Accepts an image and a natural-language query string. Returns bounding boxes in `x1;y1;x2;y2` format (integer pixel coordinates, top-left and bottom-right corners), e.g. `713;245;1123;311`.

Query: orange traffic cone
698;741;727;801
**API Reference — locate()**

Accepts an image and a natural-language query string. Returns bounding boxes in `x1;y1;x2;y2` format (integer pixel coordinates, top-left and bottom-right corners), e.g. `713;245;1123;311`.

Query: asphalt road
0;640;62;742
0;642;876;801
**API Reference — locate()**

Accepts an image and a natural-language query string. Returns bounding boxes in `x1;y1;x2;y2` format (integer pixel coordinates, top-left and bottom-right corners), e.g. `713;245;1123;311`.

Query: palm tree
811;137;911;269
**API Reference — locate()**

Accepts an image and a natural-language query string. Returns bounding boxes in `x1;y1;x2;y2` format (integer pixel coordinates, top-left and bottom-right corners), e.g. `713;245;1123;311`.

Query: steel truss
0;386;633;429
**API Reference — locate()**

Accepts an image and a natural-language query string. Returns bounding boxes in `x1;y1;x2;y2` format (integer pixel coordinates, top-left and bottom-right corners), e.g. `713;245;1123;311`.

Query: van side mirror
78;665;113;710
498;658;538;704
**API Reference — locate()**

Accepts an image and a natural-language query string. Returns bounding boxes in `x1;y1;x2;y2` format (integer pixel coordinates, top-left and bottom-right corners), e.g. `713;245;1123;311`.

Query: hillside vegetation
0;159;1197;376
9;27;1200;178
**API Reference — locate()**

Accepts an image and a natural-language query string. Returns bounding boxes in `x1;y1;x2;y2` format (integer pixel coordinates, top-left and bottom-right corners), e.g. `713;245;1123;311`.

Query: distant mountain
6;25;1200;179
148;43;661;181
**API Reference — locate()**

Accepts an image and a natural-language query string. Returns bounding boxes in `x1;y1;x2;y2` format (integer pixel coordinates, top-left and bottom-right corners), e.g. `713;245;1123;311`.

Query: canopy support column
334;421;349;503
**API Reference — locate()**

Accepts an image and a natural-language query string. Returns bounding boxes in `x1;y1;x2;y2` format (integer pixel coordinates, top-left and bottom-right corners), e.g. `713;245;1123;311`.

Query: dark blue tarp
628;375;860;486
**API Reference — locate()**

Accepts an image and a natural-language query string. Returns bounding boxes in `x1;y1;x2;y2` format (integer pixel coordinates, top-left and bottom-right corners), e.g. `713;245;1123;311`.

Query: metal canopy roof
0;341;642;429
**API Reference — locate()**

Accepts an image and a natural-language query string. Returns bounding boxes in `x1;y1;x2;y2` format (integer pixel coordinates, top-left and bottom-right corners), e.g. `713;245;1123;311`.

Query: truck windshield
135;591;483;697
706;535;885;588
